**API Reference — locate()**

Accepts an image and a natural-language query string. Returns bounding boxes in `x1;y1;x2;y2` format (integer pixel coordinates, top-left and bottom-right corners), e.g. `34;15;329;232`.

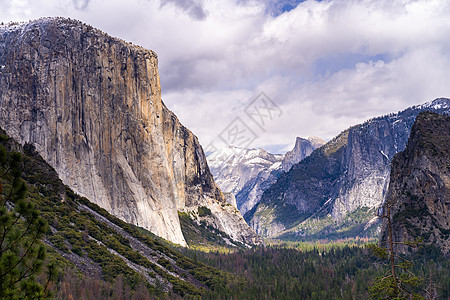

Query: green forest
180;242;449;299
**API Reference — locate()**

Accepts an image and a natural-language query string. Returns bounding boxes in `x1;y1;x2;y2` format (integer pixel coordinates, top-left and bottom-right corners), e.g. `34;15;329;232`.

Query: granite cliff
246;99;450;239
0;18;259;246
380;112;449;255
281;136;325;172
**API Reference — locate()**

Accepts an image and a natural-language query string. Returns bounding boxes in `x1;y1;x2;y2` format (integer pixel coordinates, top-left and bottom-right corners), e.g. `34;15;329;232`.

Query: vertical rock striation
0;18;259;246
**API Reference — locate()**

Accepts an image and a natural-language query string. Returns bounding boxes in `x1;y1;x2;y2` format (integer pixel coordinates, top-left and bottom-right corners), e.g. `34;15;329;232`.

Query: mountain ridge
207;136;324;215
246;98;450;240
281;136;326;172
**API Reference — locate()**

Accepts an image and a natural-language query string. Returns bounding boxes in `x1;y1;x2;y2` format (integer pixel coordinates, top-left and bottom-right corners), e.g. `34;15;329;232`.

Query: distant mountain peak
207;146;283;196
417;97;449;110
281;136;325;172
208;136;324;215
306;136;326;148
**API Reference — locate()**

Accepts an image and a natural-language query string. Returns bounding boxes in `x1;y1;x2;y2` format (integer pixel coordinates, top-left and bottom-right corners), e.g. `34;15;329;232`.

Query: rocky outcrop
380;112;450;255
247;99;450;239
0;18;260;246
281;136;325;172
223;192;237;208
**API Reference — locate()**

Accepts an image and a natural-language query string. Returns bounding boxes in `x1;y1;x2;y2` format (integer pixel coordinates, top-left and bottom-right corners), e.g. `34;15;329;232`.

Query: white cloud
161;0;208;20
1;0;450;152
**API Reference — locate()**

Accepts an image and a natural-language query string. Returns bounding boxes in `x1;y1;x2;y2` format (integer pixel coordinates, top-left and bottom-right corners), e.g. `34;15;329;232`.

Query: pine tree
0;144;54;299
368;195;423;300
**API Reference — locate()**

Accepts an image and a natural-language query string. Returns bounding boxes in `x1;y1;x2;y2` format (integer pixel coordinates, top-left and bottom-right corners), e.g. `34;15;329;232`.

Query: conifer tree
0;143;54;299
368;194;423;300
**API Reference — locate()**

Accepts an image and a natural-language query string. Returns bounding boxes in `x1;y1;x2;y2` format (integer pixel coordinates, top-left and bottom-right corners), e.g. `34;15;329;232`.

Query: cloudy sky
2;0;450;153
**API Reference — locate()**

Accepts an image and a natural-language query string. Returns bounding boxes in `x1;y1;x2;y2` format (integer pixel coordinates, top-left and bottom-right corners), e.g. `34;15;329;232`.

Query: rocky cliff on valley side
0;18;260;247
380;112;449;255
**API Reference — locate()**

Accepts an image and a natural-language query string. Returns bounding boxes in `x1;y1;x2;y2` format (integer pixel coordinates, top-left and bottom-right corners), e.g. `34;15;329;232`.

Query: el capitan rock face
0;18;259;246
380;112;450;255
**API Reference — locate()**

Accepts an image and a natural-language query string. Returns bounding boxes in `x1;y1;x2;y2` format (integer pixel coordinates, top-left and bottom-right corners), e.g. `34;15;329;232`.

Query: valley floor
177;240;449;299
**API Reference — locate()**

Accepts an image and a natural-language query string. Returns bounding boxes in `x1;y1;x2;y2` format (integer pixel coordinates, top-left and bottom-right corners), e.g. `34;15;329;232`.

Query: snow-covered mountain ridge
208;146;283;196
207;137;324;215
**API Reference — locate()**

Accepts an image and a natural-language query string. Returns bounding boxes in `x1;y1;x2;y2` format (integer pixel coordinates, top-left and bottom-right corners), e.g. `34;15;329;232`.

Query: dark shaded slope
245;131;348;236
380;112;450;255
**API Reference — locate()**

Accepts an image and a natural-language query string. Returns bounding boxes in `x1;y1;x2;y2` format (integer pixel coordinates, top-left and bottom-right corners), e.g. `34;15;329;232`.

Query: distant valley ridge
246;98;450;240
